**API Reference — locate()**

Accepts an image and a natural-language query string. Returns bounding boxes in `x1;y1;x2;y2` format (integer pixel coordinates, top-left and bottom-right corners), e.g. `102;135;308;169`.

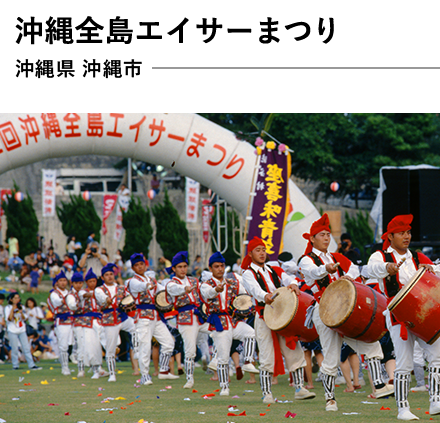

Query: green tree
152;189;189;260
270;113;440;207
122;197;153;259
2;185;38;258
56;195;101;256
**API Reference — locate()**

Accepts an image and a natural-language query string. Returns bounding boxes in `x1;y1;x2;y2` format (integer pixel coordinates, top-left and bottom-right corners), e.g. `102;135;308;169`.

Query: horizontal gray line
152;67;440;70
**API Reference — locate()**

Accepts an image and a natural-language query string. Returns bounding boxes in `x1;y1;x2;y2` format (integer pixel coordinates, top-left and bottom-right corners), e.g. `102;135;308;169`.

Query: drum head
388;267;425;311
232;294;252;311
121;294;134;305
264;287;297;331
155;291;171;308
320;278;355;328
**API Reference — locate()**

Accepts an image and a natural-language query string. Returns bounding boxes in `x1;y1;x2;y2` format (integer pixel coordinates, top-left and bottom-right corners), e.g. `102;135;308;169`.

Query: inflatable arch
0;113;336;259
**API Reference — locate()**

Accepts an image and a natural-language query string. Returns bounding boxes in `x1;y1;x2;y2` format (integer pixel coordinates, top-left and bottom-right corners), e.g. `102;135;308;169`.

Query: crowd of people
0;213;438;421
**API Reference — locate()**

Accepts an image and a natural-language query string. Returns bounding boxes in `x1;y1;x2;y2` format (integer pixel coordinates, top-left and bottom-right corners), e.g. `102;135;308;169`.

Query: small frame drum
119;294;137;318
230;294;253;319
154;291;173;313
264;287;318;342
388;267;440;345
320;278;387;343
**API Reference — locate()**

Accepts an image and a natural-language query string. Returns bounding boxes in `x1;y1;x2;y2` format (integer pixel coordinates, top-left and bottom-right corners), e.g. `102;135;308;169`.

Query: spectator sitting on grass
7;252;23;273
45;247;60;273
20;264;31;288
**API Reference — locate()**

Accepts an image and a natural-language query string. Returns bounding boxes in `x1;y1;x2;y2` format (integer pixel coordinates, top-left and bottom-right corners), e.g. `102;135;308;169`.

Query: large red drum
319;278;387;343
388;267;440;345
264;287;318;343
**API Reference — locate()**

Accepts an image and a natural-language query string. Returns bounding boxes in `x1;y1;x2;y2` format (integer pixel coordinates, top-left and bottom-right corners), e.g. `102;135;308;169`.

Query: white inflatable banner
0;113;336;258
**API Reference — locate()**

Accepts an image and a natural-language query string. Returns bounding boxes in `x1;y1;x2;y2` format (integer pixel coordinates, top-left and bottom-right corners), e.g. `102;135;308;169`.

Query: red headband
241;237;266;270
302;213;331;255
381;214;413;250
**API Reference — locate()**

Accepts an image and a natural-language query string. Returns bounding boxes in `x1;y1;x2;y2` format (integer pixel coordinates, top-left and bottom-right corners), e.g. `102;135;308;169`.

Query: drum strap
380;250;420;298
306;252;343;293
249;266;281;309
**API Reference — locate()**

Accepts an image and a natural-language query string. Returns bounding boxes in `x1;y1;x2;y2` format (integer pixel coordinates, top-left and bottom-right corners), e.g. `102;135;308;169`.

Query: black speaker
382;168;440;242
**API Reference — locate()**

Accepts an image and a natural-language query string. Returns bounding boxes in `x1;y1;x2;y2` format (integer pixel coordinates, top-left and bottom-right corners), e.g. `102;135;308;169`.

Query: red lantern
14;191;24;202
147;189;156;200
82;191;91;201
330;182;339;192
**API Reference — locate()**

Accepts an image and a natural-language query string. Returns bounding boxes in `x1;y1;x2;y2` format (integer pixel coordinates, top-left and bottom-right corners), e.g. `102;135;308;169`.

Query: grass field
0;361;434;423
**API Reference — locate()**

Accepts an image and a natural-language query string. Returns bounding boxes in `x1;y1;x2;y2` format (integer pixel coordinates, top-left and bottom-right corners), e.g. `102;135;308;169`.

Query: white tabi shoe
183;379;194;389
158;372;180;380
430;402;440;415
220;387;230;396
262;393;275;404
61;368;71;376
77;371;85;378
207;359;218;371
325;399;338;411
375;383;394;399
411;385;427;392
91;372;100;380
397;407;419;420
108;374;116;382
295;387;316;400
242;363;259;374
140;375;153;385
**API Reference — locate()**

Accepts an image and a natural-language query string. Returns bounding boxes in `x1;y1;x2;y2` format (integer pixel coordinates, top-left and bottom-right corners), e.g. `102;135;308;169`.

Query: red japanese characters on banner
42;169;56;216
102;195;118;235
202;199;214;243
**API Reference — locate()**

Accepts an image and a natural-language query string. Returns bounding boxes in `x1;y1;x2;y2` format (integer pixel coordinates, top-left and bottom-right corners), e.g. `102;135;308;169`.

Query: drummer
299;213;393;412
94;263;135;382
125;253;177;385
200;251;259;396
166;251;210;389
241;236;316;404
367;214;440;421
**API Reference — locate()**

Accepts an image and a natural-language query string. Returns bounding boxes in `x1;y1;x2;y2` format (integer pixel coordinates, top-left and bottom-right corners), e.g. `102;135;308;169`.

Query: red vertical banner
202;199;214;243
102;195;118;235
246;143;291;261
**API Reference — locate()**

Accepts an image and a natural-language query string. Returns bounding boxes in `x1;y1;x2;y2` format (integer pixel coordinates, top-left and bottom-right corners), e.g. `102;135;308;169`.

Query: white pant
386;310;440;373
211;321;255;365
54;324;73;353
178;322;210;359
314;303;383;376
102;324;122;358
72;326;84;364
136;318;174;376
83;321;103;367
255;317;306;373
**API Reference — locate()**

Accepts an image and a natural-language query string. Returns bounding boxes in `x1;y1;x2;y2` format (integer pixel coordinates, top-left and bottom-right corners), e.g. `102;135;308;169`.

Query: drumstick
334;263;340;269
397;258;406;268
271;292;279;300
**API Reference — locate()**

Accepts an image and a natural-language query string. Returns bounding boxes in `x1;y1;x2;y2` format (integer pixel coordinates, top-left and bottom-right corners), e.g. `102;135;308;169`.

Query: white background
1;0;439;111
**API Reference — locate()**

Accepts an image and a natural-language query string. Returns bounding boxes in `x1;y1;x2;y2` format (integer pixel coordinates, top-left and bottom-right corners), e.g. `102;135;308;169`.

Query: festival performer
367;214;440;421
79;268;107;379
94;263;135;382
299;214;394;412
241;237;316;404
200;251;259;396
47;271;73;376
166;251;209;389
66;272;86;377
125;253;178;386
